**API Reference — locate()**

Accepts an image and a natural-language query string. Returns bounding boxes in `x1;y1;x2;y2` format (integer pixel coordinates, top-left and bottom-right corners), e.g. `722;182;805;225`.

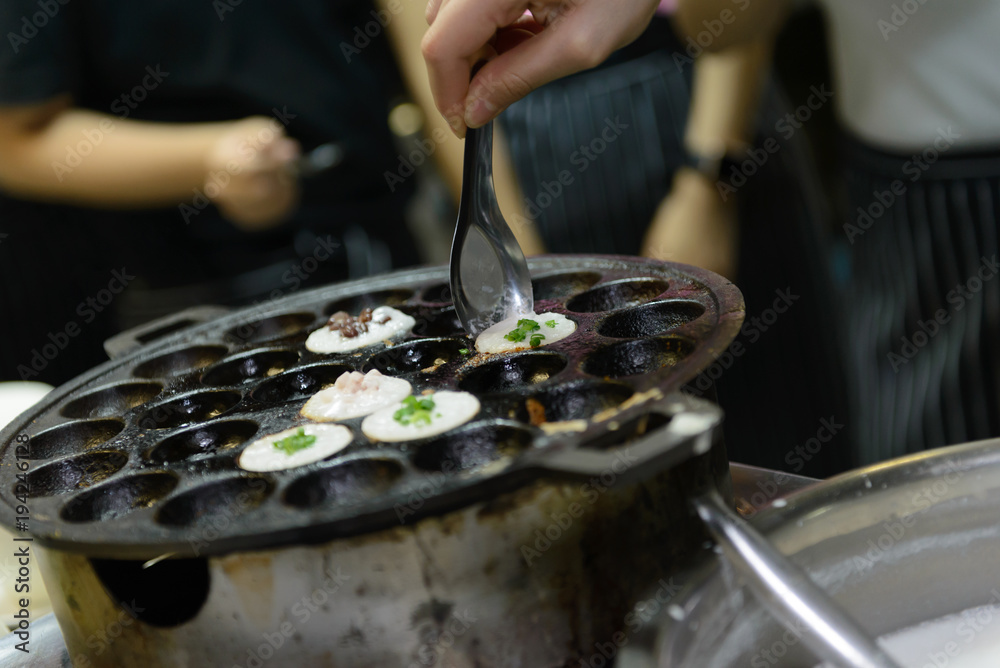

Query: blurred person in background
0;0;538;386
673;0;1000;465
423;0;1000;467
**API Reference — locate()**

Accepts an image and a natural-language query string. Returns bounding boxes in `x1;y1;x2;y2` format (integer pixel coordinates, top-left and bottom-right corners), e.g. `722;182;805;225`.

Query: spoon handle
457;120;495;230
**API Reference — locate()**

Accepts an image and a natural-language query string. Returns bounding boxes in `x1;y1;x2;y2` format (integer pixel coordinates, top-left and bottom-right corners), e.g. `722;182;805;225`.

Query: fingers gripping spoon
450;118;534;337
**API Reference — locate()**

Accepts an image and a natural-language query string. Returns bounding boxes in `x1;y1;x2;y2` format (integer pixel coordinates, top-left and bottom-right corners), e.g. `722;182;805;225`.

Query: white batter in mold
305;306;415;354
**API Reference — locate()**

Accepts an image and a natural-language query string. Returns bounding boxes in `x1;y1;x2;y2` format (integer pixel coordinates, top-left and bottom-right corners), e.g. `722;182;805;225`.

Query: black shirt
1;0;407;193
0;0;420;383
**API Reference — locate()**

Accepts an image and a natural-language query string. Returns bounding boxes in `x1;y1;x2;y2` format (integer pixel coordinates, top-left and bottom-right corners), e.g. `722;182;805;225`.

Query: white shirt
815;0;1000;151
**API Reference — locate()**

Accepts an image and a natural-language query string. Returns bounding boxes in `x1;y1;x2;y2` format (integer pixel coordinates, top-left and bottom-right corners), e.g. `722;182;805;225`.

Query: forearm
674;0;788;52
0;99;226;207
684;39;771;156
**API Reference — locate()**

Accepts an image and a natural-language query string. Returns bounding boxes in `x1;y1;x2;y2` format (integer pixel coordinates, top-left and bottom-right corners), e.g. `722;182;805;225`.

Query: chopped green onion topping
393;395;436;426
459;348;470;355
504;318;544;345
273;428;316;455
545;319;557;328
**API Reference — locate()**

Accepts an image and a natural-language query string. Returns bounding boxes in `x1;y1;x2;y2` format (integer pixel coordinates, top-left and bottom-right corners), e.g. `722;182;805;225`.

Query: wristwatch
684;147;746;183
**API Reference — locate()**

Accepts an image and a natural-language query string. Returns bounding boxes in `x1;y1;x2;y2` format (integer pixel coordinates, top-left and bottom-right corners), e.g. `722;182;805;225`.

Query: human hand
204;117;301;231
641;168;739;281
421;0;660;135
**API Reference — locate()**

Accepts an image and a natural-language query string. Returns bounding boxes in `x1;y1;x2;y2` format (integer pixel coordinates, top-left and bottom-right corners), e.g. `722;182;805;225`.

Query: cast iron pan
0;256;743;559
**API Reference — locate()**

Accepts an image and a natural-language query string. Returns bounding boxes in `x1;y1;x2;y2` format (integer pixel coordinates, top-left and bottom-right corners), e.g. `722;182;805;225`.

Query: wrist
671;166;737;207
200;121;248;201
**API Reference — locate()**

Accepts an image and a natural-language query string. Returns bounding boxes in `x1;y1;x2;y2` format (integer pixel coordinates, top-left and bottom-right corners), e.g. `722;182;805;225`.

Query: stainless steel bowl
624;438;1000;667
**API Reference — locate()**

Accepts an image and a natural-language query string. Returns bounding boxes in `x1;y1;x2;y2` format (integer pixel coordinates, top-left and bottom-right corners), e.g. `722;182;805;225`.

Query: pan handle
530;393;723;485
102;305;230;360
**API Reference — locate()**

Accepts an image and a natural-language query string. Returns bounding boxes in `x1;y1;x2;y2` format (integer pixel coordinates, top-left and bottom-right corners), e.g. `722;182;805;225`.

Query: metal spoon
449;119;533;337
288;142;345;179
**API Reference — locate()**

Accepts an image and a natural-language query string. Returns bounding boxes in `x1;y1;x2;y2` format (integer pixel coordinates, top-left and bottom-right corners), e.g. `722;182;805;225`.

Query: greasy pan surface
0;256;743;559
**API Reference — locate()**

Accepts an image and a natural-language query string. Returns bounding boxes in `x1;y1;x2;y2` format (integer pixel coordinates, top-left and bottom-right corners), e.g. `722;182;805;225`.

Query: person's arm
381;0;545;254
641;40;771;280
0;97;301;229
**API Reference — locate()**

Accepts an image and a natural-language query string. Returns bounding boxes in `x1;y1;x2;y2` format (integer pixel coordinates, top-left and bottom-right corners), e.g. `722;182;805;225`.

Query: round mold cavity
583;337;694;378
137;390;242;430
133;345;228;379
61;382;163;420
284;458;405;510
156;475;273;527
324;289;414;315
146;420;259;464
527;380;634;422
23;450;129;498
412;421;533;473
251;363;352;404
404;306;465;339
419;283;452;305
565;278;670;313
532;271;602;301
226;312;316;345
598;300;706;338
28;419;124;459
60;472;178;523
458;352;567;394
366;338;467;375
200;349;300;386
